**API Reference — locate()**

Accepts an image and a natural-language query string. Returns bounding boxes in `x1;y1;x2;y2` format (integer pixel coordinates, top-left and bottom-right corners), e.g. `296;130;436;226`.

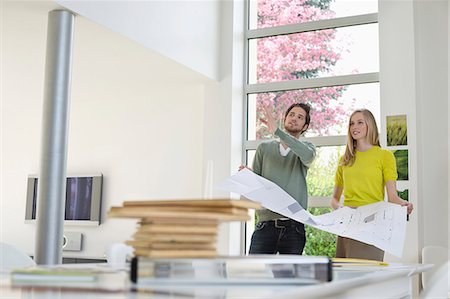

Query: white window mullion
309;197;334;208
247;13;378;39
246;73;379;94
244;136;347;151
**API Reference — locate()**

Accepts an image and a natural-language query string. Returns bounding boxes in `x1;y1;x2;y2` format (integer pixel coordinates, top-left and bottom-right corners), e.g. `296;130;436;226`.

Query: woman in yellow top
331;109;413;261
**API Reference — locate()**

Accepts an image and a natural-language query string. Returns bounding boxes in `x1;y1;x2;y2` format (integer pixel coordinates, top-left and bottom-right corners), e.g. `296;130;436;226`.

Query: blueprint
217;168;407;257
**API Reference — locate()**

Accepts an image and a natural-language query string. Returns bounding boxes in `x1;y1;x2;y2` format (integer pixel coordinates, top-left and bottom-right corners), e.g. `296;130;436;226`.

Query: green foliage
304;147;342;256
291;70;319;79
387;116;407;146
305;0;333;10
307;146;343;197
307;175;334;197
392;150;408;180
397;189;408;202
252;209;337;257
307;163;335;197
304;207;336;257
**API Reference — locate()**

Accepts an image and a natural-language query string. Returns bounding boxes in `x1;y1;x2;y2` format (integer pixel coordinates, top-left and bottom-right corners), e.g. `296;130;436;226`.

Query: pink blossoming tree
255;0;350;139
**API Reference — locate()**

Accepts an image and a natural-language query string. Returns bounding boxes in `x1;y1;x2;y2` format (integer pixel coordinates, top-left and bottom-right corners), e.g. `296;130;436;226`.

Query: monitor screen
25;175;103;226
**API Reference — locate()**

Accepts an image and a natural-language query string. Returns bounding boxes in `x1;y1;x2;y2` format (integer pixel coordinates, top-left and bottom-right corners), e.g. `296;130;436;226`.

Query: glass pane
248;24;379;84
246;207;337;256
245;150;257;254
249;146;344;198
247;83;380;140
245;147;342;256
246;150;256;168
304;207;337;257
307;146;345;197
248;0;378;30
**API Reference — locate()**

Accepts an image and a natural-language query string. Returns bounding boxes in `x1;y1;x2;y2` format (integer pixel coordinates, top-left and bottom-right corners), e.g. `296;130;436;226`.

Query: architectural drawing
217;169;407;256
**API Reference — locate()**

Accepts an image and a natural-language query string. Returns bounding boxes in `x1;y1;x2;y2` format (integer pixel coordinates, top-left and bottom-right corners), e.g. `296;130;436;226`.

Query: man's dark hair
284;103;312;128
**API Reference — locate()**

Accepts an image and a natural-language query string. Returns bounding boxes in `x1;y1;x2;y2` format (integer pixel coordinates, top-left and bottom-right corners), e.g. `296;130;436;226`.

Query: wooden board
132;232;217;243
139;217;219;226
125;206;250;215
122;198;261;210
108;206;251;221
126;240;216;250
133;249;217;258
137;224;218;234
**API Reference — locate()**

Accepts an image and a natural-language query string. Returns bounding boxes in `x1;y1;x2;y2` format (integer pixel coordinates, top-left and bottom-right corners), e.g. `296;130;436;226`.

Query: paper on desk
217;169;407;257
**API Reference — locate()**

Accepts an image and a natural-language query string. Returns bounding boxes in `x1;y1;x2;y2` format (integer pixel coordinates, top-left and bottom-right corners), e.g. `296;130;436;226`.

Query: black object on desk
130;255;332;285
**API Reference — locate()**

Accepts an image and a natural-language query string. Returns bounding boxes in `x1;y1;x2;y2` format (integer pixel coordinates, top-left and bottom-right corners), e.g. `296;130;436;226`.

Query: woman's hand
401;201;413;215
386;181;413;214
331;186;344;210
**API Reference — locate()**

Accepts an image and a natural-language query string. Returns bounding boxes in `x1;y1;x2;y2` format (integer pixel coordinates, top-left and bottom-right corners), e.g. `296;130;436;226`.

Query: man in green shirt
243;103;316;254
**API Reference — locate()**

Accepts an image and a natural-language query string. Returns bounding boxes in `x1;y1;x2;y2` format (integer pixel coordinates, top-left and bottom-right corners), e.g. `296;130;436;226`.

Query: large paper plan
217;168;407;257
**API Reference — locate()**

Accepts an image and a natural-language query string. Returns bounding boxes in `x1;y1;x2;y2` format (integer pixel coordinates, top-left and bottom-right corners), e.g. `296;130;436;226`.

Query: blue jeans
249;219;306;254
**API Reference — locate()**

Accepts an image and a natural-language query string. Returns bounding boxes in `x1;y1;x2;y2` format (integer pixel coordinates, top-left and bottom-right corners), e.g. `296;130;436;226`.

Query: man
241;103;316;254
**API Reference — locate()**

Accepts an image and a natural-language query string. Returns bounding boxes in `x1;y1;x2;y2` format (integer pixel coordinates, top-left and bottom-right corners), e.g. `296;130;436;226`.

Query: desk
1;263;432;299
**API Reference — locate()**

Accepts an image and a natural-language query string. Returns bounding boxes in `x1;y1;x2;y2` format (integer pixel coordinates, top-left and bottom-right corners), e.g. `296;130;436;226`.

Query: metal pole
35;10;74;265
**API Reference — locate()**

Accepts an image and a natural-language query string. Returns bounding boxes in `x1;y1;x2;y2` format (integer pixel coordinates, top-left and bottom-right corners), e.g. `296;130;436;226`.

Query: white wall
1;1;209;258
379;0;449;265
202;0;245;255
412;0;448;251
378;0;419;264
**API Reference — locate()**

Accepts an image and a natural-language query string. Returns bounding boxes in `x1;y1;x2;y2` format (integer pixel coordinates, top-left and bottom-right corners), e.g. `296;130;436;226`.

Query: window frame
242;4;380;208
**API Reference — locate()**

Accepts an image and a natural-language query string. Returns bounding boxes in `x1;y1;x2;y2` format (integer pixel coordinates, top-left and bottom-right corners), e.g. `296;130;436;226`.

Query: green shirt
335;146;398;207
253;128;316;221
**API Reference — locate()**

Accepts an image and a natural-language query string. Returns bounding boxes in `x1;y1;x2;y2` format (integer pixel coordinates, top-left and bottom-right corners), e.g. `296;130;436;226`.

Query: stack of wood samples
107;199;260;258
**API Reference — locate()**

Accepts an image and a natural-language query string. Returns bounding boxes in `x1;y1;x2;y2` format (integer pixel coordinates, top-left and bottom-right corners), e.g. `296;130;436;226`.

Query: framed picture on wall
391;150;408;181
386;115;408;146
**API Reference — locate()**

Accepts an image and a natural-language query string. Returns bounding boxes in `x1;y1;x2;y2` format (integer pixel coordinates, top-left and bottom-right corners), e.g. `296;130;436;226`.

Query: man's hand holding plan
217;168;407;257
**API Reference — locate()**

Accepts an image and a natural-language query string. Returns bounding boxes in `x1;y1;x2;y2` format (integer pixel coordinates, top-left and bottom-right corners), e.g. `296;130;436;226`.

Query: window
243;0;380;255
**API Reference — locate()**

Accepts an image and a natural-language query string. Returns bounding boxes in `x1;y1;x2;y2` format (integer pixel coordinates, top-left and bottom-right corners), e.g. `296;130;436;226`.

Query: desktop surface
1;261;432;299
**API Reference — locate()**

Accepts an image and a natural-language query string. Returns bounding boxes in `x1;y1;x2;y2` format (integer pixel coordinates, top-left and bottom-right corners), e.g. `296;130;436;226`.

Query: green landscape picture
392;150;409;180
387;115;408;146
397;189;408;202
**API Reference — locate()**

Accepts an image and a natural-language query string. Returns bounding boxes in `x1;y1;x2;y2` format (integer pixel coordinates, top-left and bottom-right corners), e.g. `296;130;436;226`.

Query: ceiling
54;0;222;81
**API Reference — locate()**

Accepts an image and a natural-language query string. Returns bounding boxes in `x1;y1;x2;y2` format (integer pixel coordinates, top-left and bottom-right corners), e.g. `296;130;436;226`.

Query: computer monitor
25;174;103;226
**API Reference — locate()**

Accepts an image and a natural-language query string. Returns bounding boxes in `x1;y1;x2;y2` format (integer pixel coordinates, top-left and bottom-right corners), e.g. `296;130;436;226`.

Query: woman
331;109;413;261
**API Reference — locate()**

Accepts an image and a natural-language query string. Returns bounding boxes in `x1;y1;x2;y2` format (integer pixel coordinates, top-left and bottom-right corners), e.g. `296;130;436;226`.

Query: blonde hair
341;109;380;166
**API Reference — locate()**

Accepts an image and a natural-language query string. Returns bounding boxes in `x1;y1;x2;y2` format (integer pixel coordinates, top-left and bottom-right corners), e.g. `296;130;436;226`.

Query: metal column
35;10;74;265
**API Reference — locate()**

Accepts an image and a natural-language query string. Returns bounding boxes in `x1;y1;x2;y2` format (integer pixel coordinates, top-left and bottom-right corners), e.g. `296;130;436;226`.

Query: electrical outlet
62;232;83;251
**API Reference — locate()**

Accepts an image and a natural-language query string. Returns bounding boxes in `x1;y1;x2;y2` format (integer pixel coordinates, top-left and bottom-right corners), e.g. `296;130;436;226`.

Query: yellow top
335;146;398;207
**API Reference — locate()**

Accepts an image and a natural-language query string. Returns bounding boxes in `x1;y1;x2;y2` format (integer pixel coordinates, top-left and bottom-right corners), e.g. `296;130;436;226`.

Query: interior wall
379;0;449;263
378;0;419;264
413;0;449;250
203;0;244;255
1;2;209;258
